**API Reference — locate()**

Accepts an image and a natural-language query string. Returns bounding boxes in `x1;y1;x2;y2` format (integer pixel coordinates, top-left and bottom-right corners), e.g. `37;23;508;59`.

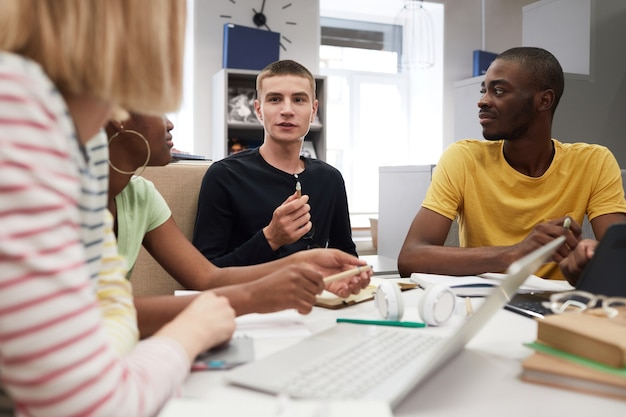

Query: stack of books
521;307;626;400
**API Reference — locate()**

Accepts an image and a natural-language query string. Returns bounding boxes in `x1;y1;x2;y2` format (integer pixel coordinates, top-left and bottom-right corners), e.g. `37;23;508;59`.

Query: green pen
336;318;426;328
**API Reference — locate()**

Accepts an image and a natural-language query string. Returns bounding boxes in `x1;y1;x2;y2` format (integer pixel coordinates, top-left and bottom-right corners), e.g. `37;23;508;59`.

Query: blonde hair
0;0;186;115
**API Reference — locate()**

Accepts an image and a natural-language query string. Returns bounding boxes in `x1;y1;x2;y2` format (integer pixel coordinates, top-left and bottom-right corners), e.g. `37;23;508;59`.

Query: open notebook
315;277;416;309
226;236;565;409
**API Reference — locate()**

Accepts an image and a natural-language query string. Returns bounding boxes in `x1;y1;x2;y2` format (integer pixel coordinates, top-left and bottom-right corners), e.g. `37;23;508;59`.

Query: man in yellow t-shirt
398;47;626;284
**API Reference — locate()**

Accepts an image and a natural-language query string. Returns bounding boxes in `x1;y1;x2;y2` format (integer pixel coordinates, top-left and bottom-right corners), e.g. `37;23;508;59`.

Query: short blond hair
0;0;186;115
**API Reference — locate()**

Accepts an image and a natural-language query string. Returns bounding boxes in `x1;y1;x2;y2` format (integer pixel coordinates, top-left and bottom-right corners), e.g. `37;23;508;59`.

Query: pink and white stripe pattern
0;52;189;417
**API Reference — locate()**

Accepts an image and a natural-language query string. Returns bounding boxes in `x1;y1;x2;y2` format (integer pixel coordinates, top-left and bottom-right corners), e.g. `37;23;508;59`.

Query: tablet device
192;337;254;370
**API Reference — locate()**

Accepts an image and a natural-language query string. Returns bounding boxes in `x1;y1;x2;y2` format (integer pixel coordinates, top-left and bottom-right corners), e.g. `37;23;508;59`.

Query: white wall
437;0;536;149
523;0;592;75
550;0;626;168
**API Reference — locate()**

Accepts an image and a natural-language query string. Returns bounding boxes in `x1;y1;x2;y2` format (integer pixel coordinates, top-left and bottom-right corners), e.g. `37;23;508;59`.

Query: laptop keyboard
511;301;552;316
505;293;555;318
263;328;445;399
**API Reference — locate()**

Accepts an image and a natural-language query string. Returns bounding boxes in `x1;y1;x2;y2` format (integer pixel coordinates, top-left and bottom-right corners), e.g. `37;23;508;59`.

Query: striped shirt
83;133;139;355
0;52;189;416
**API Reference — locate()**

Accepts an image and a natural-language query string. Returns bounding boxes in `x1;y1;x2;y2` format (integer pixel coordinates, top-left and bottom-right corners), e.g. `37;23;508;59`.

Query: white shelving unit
212;68;327;162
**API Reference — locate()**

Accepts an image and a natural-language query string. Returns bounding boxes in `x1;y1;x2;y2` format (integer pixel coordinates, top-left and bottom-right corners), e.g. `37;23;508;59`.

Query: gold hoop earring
108;129;151;177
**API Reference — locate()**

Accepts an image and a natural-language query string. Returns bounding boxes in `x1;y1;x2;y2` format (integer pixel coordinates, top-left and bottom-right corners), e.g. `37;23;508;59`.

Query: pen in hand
563;216;571;230
323;265;372;284
295;181;302;198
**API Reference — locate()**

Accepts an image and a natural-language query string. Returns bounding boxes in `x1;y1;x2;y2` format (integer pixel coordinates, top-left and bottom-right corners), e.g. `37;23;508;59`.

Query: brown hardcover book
536;307;626;368
521;352;626;401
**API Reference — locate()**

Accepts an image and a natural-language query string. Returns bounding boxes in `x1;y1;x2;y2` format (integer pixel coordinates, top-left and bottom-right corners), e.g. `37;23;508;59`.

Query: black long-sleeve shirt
192;148;357;267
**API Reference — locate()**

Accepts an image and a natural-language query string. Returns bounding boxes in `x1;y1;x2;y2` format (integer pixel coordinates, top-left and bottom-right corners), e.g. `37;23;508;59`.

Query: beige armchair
130;161;211;296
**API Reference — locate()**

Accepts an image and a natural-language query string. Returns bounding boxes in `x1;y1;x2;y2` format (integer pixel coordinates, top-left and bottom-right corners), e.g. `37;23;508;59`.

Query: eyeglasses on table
546;290;626;319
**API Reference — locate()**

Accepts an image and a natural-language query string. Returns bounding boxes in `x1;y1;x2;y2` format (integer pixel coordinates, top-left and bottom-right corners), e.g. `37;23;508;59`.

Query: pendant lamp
396;0;435;70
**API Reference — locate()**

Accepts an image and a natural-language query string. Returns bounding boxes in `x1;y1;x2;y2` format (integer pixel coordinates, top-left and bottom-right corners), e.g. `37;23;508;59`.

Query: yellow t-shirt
422;139;626;279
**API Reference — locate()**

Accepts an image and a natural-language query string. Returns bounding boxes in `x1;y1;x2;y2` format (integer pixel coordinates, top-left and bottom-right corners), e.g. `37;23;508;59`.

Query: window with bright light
321;47;410;214
167;0;195;153
319;3;444;218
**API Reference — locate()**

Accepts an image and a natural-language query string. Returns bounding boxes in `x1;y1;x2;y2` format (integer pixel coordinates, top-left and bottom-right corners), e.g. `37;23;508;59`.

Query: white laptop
226;236;565;409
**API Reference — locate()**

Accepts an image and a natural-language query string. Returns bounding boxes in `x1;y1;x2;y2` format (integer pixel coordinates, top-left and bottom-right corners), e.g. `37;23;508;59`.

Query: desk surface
162;279;625;416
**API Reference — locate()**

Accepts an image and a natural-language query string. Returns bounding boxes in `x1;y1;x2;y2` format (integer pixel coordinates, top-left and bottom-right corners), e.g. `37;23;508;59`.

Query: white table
163;280;625;416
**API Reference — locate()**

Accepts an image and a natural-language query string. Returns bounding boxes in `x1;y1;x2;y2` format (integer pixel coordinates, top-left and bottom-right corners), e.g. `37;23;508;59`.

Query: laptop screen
506;222;626;318
575;222;626;297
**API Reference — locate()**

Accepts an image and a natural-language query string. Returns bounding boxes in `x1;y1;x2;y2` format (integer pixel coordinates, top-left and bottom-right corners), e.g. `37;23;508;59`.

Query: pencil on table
295;181;302;198
465;297;473;317
323;265;372;284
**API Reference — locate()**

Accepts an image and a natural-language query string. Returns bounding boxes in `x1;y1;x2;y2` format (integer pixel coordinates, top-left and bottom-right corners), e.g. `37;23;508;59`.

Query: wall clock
220;0;299;52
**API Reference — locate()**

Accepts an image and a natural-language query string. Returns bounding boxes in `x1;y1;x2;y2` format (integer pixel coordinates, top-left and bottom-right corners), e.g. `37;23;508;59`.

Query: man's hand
559;239;597;286
514;217;582;263
263;192;312;250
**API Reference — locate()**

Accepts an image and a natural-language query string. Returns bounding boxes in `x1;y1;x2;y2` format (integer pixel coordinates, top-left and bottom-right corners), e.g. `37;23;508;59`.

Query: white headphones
374;280;456;326
374;280;404;321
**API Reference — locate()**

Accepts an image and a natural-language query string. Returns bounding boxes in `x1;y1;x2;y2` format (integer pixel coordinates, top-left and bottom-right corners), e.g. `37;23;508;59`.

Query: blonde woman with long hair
0;1;236;416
